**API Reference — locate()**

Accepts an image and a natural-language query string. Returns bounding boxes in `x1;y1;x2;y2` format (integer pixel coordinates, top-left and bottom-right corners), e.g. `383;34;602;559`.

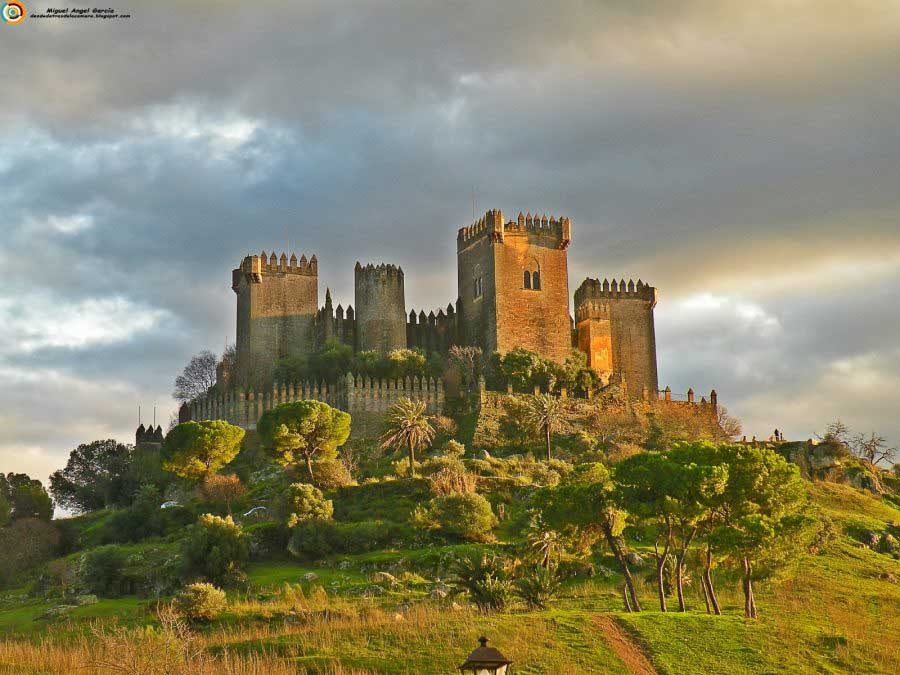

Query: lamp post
459;636;512;675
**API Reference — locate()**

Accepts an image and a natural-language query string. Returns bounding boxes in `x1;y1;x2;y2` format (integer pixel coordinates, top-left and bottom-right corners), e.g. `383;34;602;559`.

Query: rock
338;560;352;570
430;588;448;600
450;602;464;610
41;605;77;620
393;612;405;621
878;533;899;555
626;552;645;568
302;572;318;582
371;571;397;584
74;594;98;606
362;585;384;598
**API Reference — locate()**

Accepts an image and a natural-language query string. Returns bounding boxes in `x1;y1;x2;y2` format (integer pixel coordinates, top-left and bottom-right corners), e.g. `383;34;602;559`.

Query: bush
182;514;250;586
174;582;227;622
283;483;333;528
453;553;513;611
196;474;247;515
245;521;290;556
514;565;561;609
104;485;193;543
416;493;497;542
307;460;354;491
439;439;466;458
82;545;127;596
288;520;411;558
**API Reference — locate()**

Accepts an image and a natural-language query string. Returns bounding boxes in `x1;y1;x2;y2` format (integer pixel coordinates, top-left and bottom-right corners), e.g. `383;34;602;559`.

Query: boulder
74;594;98;606
302;572;318;582
370;572;397;585
626;552;645;568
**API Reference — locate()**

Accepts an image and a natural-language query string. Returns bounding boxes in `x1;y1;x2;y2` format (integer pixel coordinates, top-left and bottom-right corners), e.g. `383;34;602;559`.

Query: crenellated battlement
354;261;404;280
457;209;571;251
232;251;317;290
575;277;657;308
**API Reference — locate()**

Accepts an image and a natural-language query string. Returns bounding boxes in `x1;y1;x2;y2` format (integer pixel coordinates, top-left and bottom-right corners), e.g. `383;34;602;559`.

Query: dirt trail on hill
594;615;658;675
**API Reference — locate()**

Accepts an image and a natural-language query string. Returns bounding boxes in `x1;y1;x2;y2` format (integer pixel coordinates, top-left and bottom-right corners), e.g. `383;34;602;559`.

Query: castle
179;209;706;437
230;209;658;398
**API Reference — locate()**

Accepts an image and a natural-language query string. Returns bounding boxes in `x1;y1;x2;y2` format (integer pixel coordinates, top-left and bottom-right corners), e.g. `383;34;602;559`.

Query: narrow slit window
532;270;541;290
523;270;531;289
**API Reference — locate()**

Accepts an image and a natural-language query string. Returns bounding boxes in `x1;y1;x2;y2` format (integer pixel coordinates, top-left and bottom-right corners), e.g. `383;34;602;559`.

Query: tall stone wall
186;374;443;439
457;209;572;364
407;304;457;354
233;252;318;385
574;278;658;399
354;263;407;354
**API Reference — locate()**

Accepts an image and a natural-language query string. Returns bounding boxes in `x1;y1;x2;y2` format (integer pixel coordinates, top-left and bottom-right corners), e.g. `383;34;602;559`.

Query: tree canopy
162;420;245;481
173;350;219;402
49;439;137;513
0;473;53;521
258;400;351;481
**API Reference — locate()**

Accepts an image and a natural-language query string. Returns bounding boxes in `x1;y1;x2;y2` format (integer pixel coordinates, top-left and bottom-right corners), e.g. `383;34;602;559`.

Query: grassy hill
1;474;897;673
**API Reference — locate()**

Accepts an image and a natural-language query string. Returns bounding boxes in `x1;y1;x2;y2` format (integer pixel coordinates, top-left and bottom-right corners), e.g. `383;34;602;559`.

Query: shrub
245;521;290;555
283;483;333;528
439;439;466;458
82;545;127;596
196;474;247;515
174;582;227;622
453;553;513;611
288;520;411;558
428;462;477;497
182;514;250;586
514;565;561;609
417;493;497;542
307;460;354;491
105;484;193;543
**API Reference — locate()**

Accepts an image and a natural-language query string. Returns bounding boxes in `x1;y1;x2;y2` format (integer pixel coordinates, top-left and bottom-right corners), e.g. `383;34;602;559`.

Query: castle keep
186;208;680;434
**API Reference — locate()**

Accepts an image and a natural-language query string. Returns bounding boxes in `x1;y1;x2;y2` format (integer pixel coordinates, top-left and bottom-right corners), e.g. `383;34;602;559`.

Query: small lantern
459;636;512;675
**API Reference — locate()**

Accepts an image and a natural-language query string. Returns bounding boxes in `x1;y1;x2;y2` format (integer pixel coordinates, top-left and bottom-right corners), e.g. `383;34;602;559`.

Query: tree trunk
408;444;416;476
622;584;633;613
675;557;686;612
545;427;552;461
742;556;758;619
656;553;668;612
602;522;641;612
306;455;315;483
701;571;711;614
704;544;721;615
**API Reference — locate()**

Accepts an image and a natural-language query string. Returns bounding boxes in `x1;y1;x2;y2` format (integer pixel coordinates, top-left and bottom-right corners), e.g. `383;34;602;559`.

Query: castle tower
232;251;318;385
574;278;658;398
457;209;572;363
354;262;407;354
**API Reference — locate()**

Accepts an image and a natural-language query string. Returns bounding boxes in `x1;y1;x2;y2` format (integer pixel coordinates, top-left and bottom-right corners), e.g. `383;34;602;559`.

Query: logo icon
2;1;25;25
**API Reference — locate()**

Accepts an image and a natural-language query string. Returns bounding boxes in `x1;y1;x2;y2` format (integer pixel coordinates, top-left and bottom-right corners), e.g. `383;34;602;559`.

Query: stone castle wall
575;278;658;398
186;373;444;439
233;252;318;385
354;263;407;354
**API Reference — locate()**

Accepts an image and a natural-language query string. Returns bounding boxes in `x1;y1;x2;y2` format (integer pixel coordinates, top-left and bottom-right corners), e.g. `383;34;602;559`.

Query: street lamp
459;636;512;675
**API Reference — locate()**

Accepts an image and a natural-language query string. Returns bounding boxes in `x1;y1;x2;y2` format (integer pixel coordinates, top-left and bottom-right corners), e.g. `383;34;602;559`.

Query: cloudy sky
2;1;899;488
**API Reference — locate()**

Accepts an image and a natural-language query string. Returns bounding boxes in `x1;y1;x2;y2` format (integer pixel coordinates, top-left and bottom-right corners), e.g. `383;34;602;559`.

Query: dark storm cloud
1;0;899;485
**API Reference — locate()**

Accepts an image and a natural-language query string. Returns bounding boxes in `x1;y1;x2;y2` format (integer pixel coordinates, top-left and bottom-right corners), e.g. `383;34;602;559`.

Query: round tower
354;262;407;354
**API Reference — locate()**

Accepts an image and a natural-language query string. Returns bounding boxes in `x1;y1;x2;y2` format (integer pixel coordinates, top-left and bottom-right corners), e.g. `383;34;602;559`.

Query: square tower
457;209;572;363
232;251;318;386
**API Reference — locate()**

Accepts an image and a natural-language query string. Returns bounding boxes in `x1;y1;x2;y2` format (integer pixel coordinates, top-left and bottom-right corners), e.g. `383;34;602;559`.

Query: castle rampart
575;277;658;399
233;251;318;386
354;262;407;355
186;373;443;439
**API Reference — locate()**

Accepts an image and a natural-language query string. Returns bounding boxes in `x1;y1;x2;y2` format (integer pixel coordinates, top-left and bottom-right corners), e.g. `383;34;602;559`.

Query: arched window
523;270;532;289
532;270;541;290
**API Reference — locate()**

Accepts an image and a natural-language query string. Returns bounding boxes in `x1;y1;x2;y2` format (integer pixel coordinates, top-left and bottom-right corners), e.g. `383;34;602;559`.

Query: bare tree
716;406;743;440
850;431;897;467
173;350;218;402
821;419;850;444
448;345;482;391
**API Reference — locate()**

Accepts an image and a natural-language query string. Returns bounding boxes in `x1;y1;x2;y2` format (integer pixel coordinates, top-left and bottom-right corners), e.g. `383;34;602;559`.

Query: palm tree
380;397;436;475
527;394;563;461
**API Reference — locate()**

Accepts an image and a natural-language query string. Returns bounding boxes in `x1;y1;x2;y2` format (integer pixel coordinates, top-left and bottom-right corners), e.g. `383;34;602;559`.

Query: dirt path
594;615;658;675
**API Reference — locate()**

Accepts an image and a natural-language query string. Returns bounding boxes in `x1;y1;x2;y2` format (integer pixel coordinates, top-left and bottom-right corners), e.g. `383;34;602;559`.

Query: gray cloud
2;0;899;486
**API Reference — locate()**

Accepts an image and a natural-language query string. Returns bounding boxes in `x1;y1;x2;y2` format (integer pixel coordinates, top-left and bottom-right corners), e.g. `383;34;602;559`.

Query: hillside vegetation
0;399;897;674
